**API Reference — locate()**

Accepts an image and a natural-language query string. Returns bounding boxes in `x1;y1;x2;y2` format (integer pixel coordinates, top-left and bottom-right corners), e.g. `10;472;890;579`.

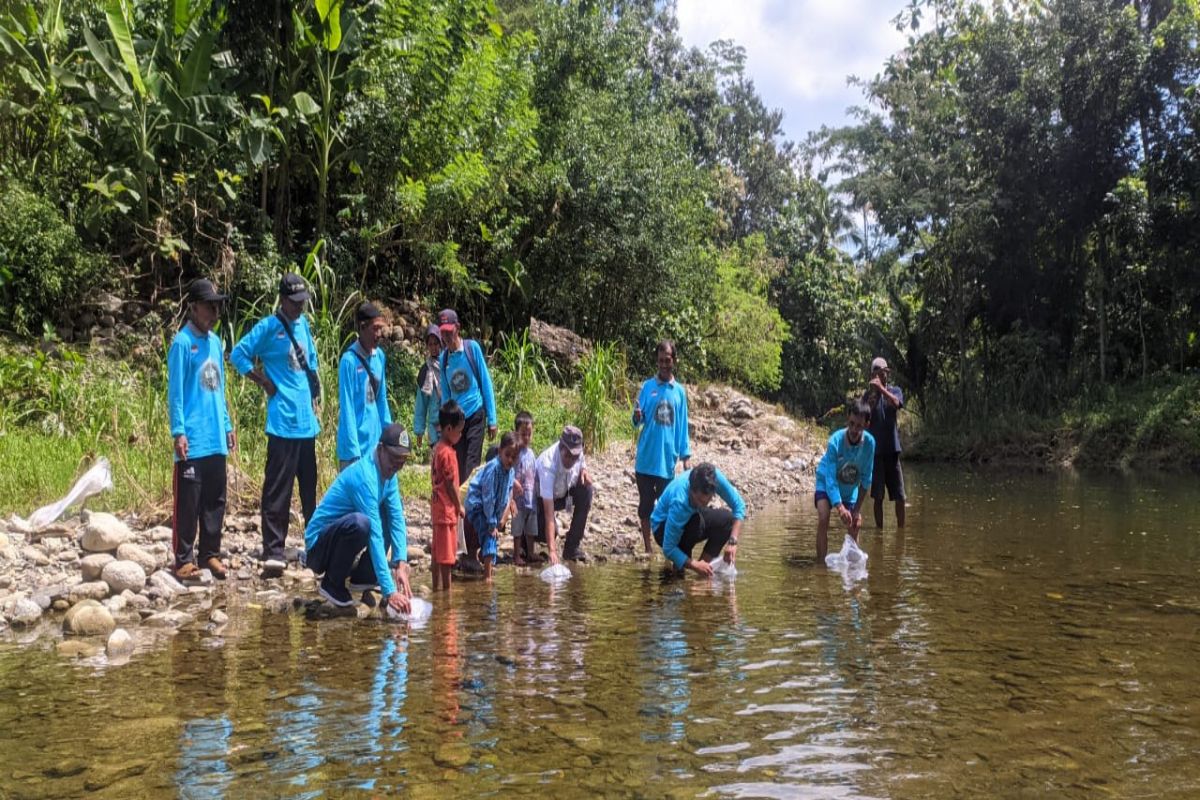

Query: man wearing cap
304;423;413;612
436;309;497;481
337;302;392;470
535;425;594;563
863;356;906;528
231;273;321;576
650;462;745;577
169;278;235;581
413;324;443;448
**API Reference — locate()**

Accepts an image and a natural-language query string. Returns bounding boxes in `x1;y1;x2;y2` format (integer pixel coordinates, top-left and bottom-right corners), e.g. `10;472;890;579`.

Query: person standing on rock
814;400;875;562
650;462;745;577
536;425;593;563
231;273;321;577
337;302;392;470
633;340;691;554
169;278;235;581
304;423;413;612
862;356;906;529
413;324;443;449
436;309;497;483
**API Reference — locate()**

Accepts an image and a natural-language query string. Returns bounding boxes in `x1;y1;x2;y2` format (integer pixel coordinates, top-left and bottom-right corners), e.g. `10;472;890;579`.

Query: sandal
205;556;228;580
175;562;201;580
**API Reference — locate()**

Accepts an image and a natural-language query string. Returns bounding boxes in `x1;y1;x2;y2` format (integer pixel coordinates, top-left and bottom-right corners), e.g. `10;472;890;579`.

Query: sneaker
318;580;355;608
205;557;228;580
262;558;286;577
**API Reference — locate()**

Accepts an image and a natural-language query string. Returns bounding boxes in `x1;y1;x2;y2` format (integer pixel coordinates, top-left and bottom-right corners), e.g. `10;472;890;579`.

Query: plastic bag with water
824;536;868;585
386;596;433;626
539;563;571;584
710;557;738;580
18;458;113;531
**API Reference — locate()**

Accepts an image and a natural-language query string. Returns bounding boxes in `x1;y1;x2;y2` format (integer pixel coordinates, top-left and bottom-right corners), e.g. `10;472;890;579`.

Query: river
1;466;1198;798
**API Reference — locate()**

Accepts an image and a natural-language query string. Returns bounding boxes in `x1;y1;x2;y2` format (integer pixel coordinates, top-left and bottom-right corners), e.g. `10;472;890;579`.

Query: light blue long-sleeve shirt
815;428;876;508
633;377;691;479
650;468;746;569
304;454;407;597
413;360;440;446
167;323;232;461
439;340;496;426
230;313;321;439
465;456;515;533
336;342;391;461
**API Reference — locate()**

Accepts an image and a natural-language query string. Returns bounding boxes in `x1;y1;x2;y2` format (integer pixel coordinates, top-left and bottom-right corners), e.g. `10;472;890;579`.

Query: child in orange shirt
431;401;466;591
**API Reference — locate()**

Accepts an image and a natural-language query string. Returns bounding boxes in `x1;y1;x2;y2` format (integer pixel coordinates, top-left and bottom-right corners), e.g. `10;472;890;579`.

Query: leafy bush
707;237;789;393
0;184;106;335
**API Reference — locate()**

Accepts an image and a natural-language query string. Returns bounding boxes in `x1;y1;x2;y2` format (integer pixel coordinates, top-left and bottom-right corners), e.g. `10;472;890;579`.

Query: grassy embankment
904;375;1200;470
0;331;633;520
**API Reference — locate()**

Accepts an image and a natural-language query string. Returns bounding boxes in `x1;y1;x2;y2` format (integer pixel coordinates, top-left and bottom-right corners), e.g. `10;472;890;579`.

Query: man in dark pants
535;425;594;563
305;424;413;613
650;463;746;577
232;273;321;576
863;356;906;528
169;279;235;581
436;308;497;483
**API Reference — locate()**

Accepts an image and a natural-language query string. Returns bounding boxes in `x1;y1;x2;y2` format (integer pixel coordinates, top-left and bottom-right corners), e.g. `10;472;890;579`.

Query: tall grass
577;342;630;454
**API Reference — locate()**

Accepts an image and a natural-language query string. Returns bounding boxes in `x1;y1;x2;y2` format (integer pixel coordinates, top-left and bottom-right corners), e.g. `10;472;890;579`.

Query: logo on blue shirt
837;461;861;485
654;399;674;426
450;368;470;393
200;360;220;392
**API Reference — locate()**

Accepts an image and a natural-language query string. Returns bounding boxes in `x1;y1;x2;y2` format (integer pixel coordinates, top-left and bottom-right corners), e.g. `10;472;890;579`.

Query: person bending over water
650;463;745;577
814;400;875;562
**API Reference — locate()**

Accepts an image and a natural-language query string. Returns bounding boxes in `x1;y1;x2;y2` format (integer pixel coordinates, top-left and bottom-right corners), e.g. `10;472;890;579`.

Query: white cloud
676;0;908;142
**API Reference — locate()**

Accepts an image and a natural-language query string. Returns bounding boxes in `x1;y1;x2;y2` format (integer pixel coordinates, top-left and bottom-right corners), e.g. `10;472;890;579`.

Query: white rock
103;594;127;614
9;597;42;627
209;609;228;625
146;526;173;543
143;609;194;629
81;513;131;552
147;570;186;598
63;599;116;636
56;550;78;563
23;546;50;566
127;593;150;610
106;628;134;657
115;543;157;576
101;560;147;594
68;581;111;603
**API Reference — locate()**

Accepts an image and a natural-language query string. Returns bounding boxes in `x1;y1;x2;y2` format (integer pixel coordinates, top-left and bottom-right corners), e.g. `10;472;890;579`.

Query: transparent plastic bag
539;563;571;584
20;457;113;530
385;596;433;627
825;536;868;587
710;557;738;580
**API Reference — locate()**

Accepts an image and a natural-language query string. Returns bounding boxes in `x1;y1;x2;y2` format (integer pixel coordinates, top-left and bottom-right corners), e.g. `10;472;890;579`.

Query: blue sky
676;0;909;146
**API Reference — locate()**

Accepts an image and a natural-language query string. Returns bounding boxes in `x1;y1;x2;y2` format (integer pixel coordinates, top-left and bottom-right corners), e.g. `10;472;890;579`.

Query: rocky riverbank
0;385;825;654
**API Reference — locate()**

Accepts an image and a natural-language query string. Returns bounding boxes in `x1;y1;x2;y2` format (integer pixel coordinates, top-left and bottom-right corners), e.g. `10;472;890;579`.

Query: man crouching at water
815;400;875;562
304;424;413;614
650;463;745;576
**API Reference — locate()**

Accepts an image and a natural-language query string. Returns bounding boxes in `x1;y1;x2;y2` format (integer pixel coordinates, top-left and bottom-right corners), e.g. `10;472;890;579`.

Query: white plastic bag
20;458;113;531
710;557;738;580
386;596;433;626
825;536;868;587
539;563;571;584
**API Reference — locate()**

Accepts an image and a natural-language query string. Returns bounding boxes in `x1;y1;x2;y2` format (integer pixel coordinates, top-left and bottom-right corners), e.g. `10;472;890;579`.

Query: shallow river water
2;466;1199;799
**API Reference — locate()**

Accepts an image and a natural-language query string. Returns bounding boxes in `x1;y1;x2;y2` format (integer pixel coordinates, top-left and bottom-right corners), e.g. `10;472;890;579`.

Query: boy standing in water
863;356;906;528
431;402;466;591
511;411;539;565
814;400;875;562
465;432;519;581
633;340;691;554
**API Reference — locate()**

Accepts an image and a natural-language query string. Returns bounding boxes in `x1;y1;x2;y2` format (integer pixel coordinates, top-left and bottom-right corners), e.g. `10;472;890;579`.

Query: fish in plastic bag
825;536;868;586
386;596;433;627
18;458;113;531
710;557;738;580
539;563;571;584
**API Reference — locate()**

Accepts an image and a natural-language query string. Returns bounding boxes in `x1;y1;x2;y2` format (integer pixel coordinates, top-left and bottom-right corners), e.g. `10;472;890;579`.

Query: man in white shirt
535;425;593;563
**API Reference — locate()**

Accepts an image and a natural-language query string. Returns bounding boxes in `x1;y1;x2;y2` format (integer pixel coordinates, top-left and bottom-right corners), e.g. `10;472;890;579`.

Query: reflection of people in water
431;607;463;728
359;632;409;773
172;629;233;799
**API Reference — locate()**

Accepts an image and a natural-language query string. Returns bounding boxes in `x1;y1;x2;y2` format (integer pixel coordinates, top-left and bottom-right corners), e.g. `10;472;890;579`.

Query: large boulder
63;599;116;636
116;543;157;576
81;512;130;553
80;553;115;581
529;317;592;372
101;560;146;594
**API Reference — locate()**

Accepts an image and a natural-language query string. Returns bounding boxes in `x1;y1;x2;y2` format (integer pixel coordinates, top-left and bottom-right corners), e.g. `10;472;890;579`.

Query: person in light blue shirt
413;325;443;449
814;399;876;562
633;340;692;554
437;308;497;482
337;302;392;469
650;463;746;577
305;423;413;613
464;432;519;581
168;279;235;581
230;272;321;575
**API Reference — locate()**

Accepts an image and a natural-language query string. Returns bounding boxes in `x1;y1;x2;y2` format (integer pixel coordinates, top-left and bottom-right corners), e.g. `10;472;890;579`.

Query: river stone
9;597;42;627
116;543;157;576
147;570;186;598
63;599;116;636
103;594;127;614
106;628;134;657
209;609;228;625
101;560;146;594
143;609;194;629
146;526;173;543
23;546;50;566
81;513;131;552
57;640;101;658
68;581;111;603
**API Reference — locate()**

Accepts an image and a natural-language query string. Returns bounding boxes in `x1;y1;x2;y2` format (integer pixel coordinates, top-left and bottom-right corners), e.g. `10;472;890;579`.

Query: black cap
437;308;459;330
187;278;227;304
380;423;412;455
280;273;311;302
356;301;382;325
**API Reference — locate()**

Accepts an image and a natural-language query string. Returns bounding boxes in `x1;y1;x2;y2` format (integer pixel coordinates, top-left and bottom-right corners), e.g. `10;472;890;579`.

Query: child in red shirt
431;401;466;591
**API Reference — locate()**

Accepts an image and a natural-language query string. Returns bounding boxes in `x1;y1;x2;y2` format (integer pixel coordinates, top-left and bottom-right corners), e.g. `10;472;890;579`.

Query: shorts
432;521;458;566
814;490;857;510
636;472;670;521
511;506;537;539
870;452;906;501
